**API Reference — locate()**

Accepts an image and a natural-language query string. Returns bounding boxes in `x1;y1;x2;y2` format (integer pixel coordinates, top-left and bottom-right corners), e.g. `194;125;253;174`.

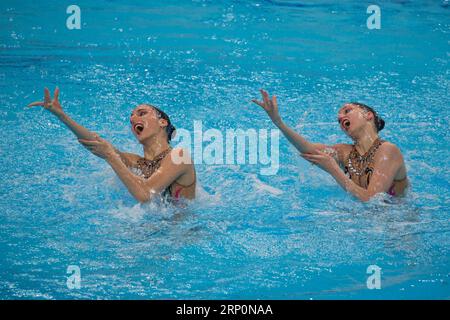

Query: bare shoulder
373;141;407;180
168;147;194;167
153;147;195;188
378;141;403;160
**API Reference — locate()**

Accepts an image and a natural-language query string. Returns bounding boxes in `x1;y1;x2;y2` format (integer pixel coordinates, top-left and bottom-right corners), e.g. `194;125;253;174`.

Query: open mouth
133;123;145;135
342;119;351;130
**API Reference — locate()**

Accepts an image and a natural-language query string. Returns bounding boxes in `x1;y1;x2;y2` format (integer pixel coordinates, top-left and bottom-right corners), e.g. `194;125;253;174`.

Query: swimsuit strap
366;138;384;164
351;138;383;161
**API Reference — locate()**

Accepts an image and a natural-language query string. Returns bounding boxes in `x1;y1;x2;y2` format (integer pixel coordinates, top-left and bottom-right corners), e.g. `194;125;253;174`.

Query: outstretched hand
28;87;64;116
252;89;282;125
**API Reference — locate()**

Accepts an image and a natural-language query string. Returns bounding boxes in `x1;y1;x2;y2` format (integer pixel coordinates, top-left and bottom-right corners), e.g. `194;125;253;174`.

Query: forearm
54;111;98;140
106;153;150;202
329;165;373;202
275;120;318;153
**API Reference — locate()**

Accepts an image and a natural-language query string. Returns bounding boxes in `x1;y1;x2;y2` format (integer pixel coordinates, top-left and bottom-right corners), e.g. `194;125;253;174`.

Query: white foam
249;174;283;196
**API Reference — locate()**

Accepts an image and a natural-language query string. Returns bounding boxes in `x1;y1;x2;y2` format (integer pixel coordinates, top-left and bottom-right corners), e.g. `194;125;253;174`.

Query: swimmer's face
337;104;372;137
130;104;168;143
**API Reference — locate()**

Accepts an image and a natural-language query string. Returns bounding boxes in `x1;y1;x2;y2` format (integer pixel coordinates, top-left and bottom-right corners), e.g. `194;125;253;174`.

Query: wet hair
347;102;385;132
144;104;176;142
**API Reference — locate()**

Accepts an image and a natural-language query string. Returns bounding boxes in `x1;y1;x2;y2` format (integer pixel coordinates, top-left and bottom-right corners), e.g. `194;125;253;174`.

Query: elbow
136;197;148;204
357;192;378;202
128;182;154;203
359;195;371;202
134;192;151;204
134;189;160;204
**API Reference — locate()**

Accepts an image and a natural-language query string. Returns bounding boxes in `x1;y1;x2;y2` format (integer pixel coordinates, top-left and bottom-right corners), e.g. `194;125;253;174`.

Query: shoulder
378;141;403;159
373;141;404;169
171;147;190;157
162;147;194;168
160;148;195;182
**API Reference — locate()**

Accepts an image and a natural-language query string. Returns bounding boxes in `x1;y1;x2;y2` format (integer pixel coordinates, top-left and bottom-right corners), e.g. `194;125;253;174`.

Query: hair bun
167;124;176;141
377;118;385;131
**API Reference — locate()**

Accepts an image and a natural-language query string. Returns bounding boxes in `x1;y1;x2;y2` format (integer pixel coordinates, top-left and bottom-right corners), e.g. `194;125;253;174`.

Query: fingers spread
54;87;59;100
44;88;51;102
260;89;270;105
251;99;264;107
28;101;45;107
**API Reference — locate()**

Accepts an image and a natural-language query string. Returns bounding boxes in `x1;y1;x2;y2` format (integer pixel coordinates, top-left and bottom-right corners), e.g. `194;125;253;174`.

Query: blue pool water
1;0;449;299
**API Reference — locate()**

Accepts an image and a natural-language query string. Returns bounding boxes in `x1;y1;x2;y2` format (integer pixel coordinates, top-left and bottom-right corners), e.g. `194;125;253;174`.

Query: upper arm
366;143;403;196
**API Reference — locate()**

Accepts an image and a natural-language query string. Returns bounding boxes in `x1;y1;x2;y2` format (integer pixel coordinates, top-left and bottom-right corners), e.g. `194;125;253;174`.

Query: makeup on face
130;106;156;136
129;105;175;143
337;105;354;131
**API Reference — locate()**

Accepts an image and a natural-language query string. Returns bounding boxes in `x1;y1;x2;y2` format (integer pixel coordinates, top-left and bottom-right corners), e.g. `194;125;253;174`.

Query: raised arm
252;89;325;154
28;87;98;140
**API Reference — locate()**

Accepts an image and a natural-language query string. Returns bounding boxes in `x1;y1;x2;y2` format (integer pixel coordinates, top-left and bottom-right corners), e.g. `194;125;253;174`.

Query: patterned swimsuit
343;139;406;196
136;148;195;200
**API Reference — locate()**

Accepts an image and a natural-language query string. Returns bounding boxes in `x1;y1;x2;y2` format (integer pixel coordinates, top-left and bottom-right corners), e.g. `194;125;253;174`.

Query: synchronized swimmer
29;88;196;203
29;87;408;203
252;89;408;201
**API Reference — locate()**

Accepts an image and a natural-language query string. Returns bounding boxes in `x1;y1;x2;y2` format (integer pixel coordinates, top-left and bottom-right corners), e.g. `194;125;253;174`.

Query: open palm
252;89;281;124
28;87;63;116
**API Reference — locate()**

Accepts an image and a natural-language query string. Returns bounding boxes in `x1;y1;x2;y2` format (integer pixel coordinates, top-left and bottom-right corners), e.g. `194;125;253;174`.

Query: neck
354;129;379;155
142;135;170;160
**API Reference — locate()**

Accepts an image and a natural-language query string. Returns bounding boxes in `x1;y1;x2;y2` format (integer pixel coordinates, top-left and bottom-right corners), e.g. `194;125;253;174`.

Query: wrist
53;110;65;119
325;159;338;173
330;162;342;176
106;149;120;162
272;117;283;127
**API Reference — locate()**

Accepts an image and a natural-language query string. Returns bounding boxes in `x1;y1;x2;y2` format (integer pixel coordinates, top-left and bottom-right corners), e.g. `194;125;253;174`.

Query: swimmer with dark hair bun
29;88;196;203
252;89;408;201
